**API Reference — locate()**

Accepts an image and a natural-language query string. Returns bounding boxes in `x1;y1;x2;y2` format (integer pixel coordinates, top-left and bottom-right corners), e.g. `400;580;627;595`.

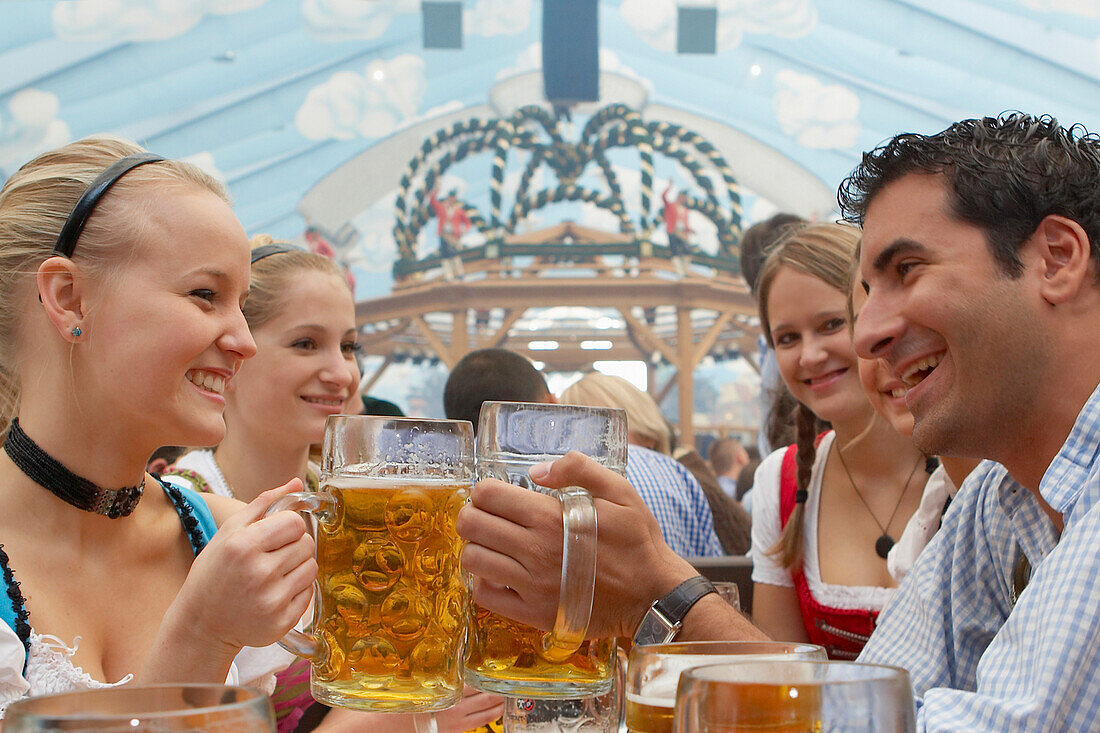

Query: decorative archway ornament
391;103;745;280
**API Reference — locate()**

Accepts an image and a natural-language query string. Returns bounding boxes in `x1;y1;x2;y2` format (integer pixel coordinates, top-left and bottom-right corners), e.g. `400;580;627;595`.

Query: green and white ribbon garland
392;102;743;263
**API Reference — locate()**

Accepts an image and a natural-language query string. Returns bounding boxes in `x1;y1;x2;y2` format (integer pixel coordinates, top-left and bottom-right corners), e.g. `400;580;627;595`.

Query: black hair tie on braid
795;489;809;503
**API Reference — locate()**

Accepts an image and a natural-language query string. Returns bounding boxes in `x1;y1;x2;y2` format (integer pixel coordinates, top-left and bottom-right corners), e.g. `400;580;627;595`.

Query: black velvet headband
250;243;305;264
53;153;165;258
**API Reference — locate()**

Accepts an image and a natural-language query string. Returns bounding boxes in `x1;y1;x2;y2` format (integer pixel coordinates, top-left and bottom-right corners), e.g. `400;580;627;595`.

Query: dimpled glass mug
268;416;474;713
464;401;627;699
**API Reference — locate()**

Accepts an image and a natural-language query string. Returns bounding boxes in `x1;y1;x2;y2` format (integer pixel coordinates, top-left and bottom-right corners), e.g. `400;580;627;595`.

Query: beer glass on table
4;684;275;732
269;416;474;712
672;660;915;733
466;401;627;699
625;642;825;733
502;647;627;733
710;581;740;611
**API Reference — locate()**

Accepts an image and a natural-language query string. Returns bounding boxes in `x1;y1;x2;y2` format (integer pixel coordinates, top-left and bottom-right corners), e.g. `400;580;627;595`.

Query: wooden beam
677;306;695;449
692;310;734;367
736;334;763;375
358;318;411;347
618;307;680;369
412;315;456;368
360;353;394;394
451;309;468;362
356;276;757;325
622;320;657;364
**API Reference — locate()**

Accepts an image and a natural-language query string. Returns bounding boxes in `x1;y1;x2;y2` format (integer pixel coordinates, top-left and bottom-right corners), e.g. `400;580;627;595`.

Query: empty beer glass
269;416;474;712
672;660;915;733
3;684;275;732
465;401;627;699
625;642;825;733
711;582;740;611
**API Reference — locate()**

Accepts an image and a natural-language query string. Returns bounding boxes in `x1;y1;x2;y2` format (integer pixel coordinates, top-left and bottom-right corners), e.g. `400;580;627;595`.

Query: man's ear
1028;215;1093;307
36;256;86;342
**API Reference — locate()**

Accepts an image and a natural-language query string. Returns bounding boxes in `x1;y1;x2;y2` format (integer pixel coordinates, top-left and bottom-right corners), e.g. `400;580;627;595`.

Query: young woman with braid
749;223;933;659
165;238;502;733
0;137;315;715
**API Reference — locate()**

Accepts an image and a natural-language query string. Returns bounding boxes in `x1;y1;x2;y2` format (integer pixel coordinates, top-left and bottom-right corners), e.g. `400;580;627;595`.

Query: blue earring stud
71;326;82;337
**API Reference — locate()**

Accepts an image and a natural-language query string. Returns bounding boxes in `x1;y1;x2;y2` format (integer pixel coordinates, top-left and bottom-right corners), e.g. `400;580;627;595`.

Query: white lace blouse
0;624;245;718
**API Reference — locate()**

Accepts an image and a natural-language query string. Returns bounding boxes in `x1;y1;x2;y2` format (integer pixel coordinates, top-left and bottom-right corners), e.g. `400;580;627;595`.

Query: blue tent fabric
2;0;1099;298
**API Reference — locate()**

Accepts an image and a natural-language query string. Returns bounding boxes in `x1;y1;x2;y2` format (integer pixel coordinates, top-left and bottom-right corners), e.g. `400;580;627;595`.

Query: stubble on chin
911;405;969;461
909;397;953;457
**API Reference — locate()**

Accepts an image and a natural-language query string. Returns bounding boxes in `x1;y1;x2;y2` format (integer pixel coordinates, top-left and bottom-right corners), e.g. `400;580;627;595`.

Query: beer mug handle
671;678;702;733
262;491;336;660
540;486;597;662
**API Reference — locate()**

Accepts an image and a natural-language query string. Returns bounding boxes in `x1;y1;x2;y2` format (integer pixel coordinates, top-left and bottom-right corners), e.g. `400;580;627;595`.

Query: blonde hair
755;222;861;568
560;372;672;455
245;234;351;330
0;135;227;436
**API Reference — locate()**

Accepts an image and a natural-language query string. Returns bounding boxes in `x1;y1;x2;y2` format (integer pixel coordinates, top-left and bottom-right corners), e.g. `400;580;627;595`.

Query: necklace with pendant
835;445;923;560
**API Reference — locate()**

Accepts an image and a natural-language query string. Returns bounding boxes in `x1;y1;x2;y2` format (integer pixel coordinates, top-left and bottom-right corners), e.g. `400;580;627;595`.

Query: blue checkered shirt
626;445;724;558
860;383;1100;731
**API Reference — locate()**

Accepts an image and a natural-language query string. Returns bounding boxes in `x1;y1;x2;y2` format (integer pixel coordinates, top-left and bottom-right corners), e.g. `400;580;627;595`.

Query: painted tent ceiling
3;0;1100;302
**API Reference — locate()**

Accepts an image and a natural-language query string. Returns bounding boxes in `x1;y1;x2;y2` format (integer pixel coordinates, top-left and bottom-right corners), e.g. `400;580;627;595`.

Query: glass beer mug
3;684;275;732
672;660;916;733
465;401;627;699
268;416;474;713
624;642;825;733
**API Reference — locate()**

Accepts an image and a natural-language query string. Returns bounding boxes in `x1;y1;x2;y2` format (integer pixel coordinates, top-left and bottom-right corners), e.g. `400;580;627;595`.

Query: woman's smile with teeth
187;370;225;394
902;353;944;387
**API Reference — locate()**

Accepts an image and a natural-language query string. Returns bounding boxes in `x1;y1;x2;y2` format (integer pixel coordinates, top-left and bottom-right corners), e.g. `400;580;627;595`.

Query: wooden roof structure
356;223;760;446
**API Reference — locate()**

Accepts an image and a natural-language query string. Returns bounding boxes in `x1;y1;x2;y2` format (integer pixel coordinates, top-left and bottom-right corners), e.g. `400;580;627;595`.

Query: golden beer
690;682;822;732
630;690;822;733
464;604;617;698
625;692;675;733
312;476;469;711
625;644;828;733
627;673;823;733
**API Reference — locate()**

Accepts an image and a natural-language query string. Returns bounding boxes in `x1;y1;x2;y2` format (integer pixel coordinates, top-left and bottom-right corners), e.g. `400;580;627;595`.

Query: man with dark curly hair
845;113;1100;729
456;114;1100;730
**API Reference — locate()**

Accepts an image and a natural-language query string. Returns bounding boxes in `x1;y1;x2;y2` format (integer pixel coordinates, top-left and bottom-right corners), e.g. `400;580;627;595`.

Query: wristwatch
632;575;717;646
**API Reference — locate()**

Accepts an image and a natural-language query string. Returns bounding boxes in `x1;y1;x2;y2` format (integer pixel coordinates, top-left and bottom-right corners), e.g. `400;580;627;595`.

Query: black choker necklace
3;418;144;518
